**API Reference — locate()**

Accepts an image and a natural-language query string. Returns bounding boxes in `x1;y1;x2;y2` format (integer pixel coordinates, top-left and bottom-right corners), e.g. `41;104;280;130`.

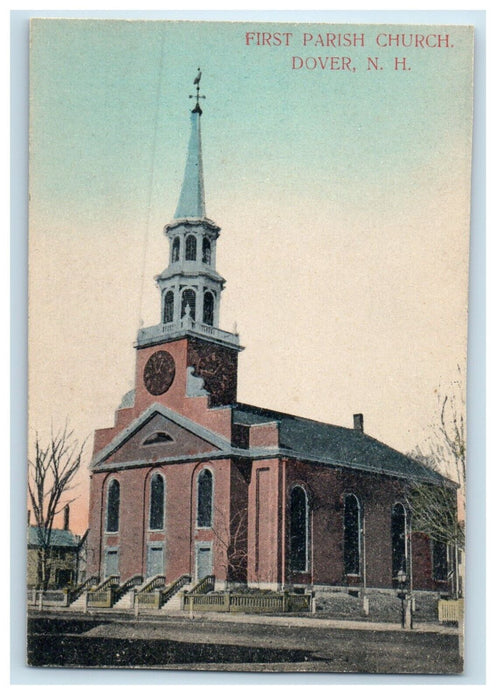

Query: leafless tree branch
28;426;86;589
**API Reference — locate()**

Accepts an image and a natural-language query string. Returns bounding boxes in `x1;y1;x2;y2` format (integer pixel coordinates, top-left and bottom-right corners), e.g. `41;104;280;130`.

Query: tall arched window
391;502;408;578
181;289;196;320
106;479;120;533
197;469;213;527
202;238;211;264
203;291;214;326
164;290;174;323
290;486;308;572
149;473;165;530
343;494;361;576
172;237;180;262
185;235;197;261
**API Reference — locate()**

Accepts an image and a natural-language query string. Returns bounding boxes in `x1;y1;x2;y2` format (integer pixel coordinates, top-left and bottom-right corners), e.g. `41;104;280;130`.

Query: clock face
143;351;176;395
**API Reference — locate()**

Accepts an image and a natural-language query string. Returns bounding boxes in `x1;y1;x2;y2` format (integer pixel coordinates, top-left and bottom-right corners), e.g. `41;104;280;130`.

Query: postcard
27;18;473;673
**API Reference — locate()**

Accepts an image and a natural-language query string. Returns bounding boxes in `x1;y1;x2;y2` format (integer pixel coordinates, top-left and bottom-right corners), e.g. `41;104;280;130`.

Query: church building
86;77;453;595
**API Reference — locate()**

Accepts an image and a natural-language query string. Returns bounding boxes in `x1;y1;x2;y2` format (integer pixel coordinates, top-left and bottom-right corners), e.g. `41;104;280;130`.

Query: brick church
86;76;452;594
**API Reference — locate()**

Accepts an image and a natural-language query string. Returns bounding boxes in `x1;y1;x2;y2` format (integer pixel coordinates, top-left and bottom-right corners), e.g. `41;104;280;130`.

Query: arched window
164;290;174;324
185;235;197;261
143;431;173;445
343;494;361;576
202;238;211;264
203;291;214;326
106;479;120;533
290;486;308;572
172;237;180;262
197;469;213;528
181;289;196;320
391;503;408;578
149;473;165;530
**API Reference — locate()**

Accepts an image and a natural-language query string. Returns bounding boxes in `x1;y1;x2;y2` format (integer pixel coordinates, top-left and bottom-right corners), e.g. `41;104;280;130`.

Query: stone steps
160;585;188;611
69;594;88;610
112;591;134;610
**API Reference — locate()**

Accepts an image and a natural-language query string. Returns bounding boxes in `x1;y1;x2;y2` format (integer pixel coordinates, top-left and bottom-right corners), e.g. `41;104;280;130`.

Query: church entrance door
196;544;212;581
147;544;164;578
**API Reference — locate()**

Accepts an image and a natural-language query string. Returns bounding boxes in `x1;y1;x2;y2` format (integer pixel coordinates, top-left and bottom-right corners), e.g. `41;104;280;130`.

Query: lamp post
396;569;407;628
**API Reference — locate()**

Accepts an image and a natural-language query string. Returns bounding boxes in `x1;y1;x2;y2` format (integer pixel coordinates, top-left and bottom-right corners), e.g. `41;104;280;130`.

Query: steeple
174;69;206;219
136;71;240;354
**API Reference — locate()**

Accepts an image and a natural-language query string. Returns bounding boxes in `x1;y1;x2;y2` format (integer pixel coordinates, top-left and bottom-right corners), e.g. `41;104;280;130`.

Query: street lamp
396;569;407;628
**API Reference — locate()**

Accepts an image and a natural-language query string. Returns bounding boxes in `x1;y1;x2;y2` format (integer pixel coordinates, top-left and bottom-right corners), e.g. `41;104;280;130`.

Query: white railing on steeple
137;316;240;348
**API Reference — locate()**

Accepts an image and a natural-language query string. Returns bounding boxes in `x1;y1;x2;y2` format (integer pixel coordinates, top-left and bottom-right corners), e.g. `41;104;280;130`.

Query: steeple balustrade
137;318;240;348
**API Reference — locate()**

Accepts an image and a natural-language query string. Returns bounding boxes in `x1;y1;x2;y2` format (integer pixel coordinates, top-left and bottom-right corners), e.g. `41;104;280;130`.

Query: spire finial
174;70;206;219
189;67;206;114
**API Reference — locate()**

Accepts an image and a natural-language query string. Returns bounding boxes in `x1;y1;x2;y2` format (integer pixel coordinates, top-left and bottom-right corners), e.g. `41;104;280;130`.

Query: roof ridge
233;401;348;430
232;403;451;485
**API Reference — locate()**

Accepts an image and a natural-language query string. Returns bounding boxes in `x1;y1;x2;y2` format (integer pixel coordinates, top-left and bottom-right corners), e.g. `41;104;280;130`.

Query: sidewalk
29;604;459;635
150;610;459;635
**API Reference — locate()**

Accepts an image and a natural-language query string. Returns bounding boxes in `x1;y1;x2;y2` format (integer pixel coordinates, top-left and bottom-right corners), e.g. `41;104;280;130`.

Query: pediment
91;404;231;469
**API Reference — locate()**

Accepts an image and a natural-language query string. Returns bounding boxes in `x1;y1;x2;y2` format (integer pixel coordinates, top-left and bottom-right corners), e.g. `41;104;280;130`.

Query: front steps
69;594;88;611
33;584;443;623
112;591;135;610
160;583;189;612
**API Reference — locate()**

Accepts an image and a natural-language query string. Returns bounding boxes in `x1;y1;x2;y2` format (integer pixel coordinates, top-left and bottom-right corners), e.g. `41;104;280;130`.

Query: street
27;612;462;674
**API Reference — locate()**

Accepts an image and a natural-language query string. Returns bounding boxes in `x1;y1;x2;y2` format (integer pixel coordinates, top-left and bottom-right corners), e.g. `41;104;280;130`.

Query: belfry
136;73;241;408
85;72;456;607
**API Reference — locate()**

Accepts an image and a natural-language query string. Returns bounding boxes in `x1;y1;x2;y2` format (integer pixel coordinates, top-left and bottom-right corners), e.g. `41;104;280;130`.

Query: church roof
232;403;450;486
174;109;206;219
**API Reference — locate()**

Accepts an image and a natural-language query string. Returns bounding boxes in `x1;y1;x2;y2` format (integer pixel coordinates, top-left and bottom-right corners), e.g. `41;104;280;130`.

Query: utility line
136;30;166;332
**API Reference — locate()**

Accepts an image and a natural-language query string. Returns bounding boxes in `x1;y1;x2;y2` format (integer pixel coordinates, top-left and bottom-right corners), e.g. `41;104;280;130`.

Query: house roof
232;403;451;486
27;526;80;548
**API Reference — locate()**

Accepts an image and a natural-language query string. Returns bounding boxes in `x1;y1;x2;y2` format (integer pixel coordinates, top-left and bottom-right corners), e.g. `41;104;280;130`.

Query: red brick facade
86;334;449;593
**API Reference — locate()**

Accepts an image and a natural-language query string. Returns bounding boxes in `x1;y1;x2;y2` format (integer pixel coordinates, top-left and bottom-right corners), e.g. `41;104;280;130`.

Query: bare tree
413;370;466;492
406;372;466;597
212;505;248;587
28;425;86;590
405;479;464;550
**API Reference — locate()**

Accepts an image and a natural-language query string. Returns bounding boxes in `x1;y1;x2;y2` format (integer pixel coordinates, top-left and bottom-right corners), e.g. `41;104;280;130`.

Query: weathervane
189;67;206;114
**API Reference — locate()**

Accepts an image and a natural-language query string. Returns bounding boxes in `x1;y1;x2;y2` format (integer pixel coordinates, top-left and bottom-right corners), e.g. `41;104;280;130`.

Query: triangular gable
91;403;232;469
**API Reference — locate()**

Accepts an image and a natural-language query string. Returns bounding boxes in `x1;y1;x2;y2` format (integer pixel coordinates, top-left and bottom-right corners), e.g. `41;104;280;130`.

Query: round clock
143;351;176;395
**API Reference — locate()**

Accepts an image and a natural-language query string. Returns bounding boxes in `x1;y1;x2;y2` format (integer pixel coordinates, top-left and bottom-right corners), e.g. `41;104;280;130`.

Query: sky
28;19;474;533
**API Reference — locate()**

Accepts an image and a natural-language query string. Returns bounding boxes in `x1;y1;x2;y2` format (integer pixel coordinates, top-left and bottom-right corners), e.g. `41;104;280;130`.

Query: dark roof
232;403;449;486
27;526;80;548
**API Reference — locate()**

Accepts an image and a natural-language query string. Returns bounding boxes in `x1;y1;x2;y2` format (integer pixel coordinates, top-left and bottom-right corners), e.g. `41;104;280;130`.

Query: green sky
30;20;473;223
29;19;474;531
